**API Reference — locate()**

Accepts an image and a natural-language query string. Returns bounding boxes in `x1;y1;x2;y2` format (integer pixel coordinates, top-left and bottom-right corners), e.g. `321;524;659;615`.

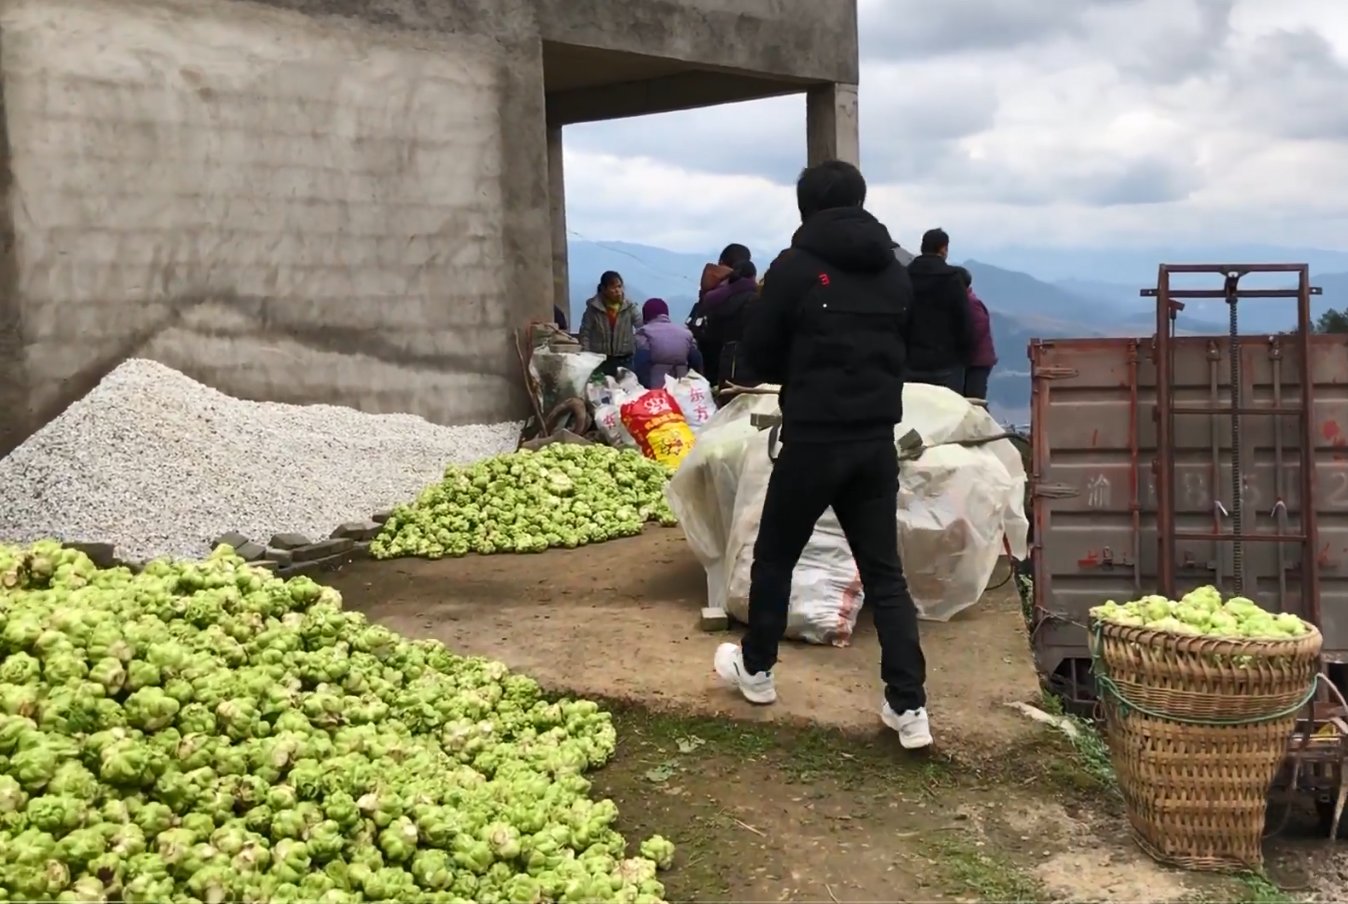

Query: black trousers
599;355;634;378
741;438;927;712
964;366;991;401
906;367;965;394
697;341;721;386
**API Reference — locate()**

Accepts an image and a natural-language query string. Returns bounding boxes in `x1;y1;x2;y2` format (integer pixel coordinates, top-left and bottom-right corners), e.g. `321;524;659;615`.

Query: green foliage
1314;307;1348;334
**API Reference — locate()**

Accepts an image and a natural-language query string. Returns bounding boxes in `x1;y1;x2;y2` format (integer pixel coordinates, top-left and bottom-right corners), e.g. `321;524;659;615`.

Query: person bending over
711;159;932;750
634;298;703;388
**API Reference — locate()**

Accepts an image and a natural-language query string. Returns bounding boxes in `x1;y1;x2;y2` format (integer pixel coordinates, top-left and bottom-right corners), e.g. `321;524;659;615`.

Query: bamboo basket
1091;622;1322;871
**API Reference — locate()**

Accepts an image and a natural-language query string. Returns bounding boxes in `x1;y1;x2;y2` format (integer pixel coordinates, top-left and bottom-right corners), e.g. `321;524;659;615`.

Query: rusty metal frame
1145;263;1344;839
1146;264;1322;624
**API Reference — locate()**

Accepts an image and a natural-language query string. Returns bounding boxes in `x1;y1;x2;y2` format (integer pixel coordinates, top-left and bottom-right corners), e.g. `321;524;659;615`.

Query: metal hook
1271;499;1287;518
1214;500;1229;517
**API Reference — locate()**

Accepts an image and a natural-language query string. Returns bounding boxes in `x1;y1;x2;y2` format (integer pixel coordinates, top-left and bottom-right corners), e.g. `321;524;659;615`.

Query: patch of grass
1034;691;1118;797
605;704;954;793
919;834;1049;903
1182;872;1304;904
591;706;959;903
1016;573;1035;627
1232;871;1303;904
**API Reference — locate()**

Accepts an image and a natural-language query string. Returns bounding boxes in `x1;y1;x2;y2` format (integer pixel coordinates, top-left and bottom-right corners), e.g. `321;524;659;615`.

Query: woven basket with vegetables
1089;586;1321;872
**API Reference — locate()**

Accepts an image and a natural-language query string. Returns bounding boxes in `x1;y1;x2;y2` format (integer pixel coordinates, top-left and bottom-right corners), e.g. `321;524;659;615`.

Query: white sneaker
713;643;777;705
881;702;933;750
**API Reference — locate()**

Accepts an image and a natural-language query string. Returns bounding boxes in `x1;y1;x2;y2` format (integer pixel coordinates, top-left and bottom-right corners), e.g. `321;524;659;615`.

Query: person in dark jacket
953;267;998;400
905;228;972;393
688;245;756;385
699;243;752;298
712;159;932;751
705;260;759;386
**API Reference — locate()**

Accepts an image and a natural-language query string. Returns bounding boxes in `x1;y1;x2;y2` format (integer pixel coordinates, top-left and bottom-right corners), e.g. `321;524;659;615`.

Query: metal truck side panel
1030;334;1348;701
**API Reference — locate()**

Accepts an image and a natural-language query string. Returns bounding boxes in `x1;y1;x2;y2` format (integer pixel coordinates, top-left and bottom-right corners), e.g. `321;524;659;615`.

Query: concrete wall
0;0;552;455
0;0;856;456
535;0;857;84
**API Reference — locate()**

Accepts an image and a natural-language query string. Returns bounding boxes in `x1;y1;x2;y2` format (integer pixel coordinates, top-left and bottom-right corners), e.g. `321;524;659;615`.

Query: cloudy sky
562;0;1348;260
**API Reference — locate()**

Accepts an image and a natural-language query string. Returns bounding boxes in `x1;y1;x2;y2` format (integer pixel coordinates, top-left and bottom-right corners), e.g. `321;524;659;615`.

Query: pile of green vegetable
1091;585;1312;639
371;444;677;559
0;540;674;903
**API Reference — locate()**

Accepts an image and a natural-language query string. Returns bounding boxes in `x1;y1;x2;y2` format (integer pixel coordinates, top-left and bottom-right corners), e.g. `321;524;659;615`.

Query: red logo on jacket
818;273;830;286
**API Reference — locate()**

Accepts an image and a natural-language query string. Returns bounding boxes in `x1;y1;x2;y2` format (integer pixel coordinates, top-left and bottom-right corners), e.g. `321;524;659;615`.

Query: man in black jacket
712;159;932;750
905;228;972;392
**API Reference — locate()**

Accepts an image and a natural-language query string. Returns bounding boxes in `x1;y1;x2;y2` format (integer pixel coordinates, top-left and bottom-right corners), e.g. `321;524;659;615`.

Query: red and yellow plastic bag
620;389;696;469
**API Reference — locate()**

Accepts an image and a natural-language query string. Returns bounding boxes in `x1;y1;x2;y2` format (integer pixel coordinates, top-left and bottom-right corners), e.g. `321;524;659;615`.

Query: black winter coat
742;207;914;443
905;253;973;372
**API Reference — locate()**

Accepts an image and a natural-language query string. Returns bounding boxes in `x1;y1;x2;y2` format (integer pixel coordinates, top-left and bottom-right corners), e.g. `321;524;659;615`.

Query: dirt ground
325;527;1041;756
324;528;1346;903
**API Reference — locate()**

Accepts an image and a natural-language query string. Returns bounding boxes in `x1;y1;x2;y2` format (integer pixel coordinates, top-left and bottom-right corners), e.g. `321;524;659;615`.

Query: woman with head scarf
577;270;643;377
634;298;703;388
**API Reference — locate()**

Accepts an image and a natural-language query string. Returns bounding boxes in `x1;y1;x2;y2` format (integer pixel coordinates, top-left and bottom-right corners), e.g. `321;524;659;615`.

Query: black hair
953;266;972;289
796;160;867;220
730;260;757;281
921;228;949;255
597;270;623;294
718;243;751;267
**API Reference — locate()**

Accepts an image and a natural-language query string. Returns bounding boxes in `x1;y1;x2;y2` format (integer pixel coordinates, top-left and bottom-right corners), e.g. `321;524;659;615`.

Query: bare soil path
323;530;1342;902
325;527;1039;755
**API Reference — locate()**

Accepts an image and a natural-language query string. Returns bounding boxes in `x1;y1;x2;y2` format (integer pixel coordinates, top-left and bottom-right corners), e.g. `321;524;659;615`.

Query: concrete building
0;0;859;456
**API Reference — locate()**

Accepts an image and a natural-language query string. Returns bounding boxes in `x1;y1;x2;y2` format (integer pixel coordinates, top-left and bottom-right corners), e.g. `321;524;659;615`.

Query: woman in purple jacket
954;267;997;401
634;298;703;388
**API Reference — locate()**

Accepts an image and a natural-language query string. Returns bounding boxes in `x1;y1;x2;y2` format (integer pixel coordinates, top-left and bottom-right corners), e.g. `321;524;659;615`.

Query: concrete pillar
806;82;860;167
547;124;569;325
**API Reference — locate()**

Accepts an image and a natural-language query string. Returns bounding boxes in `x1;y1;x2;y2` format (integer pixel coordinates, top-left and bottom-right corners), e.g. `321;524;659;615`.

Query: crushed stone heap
0;359;522;561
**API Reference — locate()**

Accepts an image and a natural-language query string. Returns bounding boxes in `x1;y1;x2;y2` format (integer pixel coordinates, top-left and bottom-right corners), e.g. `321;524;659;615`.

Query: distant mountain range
565;239;1348;425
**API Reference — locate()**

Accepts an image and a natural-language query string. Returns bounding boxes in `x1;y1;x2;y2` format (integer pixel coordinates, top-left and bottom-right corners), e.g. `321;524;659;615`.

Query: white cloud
563;152;799;254
562;0;1348;260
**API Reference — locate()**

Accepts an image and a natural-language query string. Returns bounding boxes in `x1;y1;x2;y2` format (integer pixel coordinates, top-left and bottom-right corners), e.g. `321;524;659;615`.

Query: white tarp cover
665;384;1030;646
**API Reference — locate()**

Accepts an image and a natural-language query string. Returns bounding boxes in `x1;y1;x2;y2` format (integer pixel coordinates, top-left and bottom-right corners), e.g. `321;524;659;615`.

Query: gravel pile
0;359;522;561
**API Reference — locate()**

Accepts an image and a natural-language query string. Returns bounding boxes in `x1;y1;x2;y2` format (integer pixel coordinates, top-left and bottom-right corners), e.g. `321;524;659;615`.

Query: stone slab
699;607;730;632
66;540;117;568
290;538;355;562
235;540;267;562
264;548;294;568
212;530;251;551
330;520;381;542
270;532;311;550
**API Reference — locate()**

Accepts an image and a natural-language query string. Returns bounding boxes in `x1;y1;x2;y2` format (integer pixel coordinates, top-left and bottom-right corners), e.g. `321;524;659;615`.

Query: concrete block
290;538;355;562
330;520;381;542
66;540;117;568
251;560;279;571
372;510;393;524
276;551;354;578
212;531;251;551
699;607;730;632
270;532;311;550
235;541;267;562
264;548;294;568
